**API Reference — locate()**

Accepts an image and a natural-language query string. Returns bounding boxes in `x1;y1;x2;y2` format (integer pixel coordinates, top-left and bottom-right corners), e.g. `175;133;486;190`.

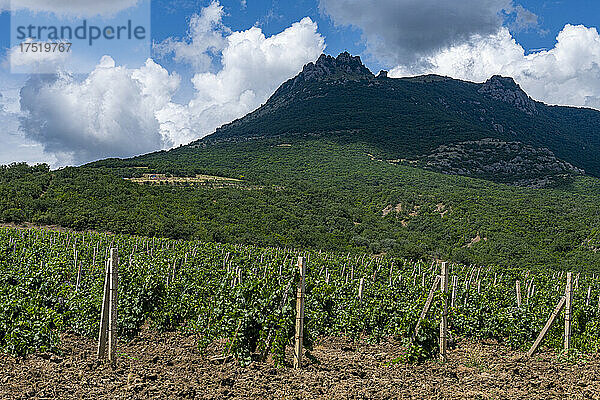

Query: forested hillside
2;137;600;270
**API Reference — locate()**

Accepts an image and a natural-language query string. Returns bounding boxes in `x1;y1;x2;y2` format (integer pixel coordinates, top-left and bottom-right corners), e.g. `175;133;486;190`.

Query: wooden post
75;262;83;292
171;260;176;285
527;295;566;357
586;286;591;307
516;280;522;307
97;260;110;359
439;262;448;362
294;257;306;369
108;248;119;364
73;247;78;272
564;272;573;352
358;277;364;302
450;276;457;308
98;248;119;363
260;279;293;362
413;275;441;340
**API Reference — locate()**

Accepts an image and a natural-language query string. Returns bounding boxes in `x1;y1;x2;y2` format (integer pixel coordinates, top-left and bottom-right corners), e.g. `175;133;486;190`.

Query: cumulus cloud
319;0;536;64
154;1;229;71
19;56;181;164
16;1;325;165
389;24;600;110
2;0;140;16
156;16;326;145
0;81;63;167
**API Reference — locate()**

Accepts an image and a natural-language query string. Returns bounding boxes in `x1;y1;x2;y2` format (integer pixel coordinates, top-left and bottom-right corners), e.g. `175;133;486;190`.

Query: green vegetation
207;70;600;178
1;55;600;270
2;136;600;270
1;227;599;364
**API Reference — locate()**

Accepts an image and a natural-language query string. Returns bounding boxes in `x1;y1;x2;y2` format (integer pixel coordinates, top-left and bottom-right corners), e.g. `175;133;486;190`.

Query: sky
0;0;599;167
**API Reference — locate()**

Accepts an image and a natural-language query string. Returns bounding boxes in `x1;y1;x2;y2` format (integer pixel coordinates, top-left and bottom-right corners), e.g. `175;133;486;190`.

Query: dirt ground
1;328;599;400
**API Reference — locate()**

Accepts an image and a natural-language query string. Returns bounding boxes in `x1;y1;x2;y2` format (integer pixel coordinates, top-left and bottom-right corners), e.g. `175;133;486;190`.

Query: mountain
196;52;600;184
2;52;600;271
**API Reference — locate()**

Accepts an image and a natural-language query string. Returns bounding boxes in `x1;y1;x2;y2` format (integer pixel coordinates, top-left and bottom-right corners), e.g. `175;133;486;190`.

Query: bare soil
1;328;599;399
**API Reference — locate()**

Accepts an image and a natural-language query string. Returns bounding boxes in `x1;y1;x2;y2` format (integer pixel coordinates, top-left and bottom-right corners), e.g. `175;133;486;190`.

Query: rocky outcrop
405;138;584;187
283;52;374;90
478;76;538;116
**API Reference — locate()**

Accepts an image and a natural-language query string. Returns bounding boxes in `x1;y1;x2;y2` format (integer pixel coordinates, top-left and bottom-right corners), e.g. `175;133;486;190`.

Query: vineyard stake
412;275;441;340
97;248;119;364
358;277;364;303
450;276;457;308
108;248;119;363
294;256;306;369
439;262;448;362
260;279;293;362
564;272;573;352
586;286;591;307
527;295;566;357
171;260;176;285
516;280;522;307
97;260;110;359
75;262;82;292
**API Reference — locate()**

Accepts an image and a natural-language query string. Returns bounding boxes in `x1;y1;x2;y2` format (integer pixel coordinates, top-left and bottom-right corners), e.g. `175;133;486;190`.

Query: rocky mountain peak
478;75;537;115
293;52;374;84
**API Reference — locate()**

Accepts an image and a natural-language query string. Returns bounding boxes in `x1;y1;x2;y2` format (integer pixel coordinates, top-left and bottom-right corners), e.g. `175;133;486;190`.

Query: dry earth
1;328;599;399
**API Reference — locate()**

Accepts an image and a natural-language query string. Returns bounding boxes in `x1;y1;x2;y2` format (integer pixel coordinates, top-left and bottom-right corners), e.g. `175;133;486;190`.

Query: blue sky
2;0;598;73
1;0;600;167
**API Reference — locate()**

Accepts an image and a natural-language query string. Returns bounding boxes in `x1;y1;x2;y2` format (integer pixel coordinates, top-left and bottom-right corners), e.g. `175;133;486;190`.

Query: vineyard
1;226;600;367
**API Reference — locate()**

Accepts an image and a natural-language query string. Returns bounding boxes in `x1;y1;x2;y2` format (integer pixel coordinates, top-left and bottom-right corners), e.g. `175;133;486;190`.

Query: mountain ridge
193;52;600;182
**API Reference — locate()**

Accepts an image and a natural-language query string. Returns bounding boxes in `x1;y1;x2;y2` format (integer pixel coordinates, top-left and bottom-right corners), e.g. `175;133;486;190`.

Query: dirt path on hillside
1;328;599;399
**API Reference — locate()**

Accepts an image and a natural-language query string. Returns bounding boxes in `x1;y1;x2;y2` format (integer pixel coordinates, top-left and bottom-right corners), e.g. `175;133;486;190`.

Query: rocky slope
197;52;600;180
400;138;585;187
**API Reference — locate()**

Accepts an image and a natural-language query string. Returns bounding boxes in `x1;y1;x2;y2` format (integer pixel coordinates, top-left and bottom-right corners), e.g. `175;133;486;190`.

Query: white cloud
15;1;326;165
0;79;63;167
389;24;600;110
156;15;326;147
19;56;181;165
3;0;140;16
154;1;229;71
319;0;536;65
